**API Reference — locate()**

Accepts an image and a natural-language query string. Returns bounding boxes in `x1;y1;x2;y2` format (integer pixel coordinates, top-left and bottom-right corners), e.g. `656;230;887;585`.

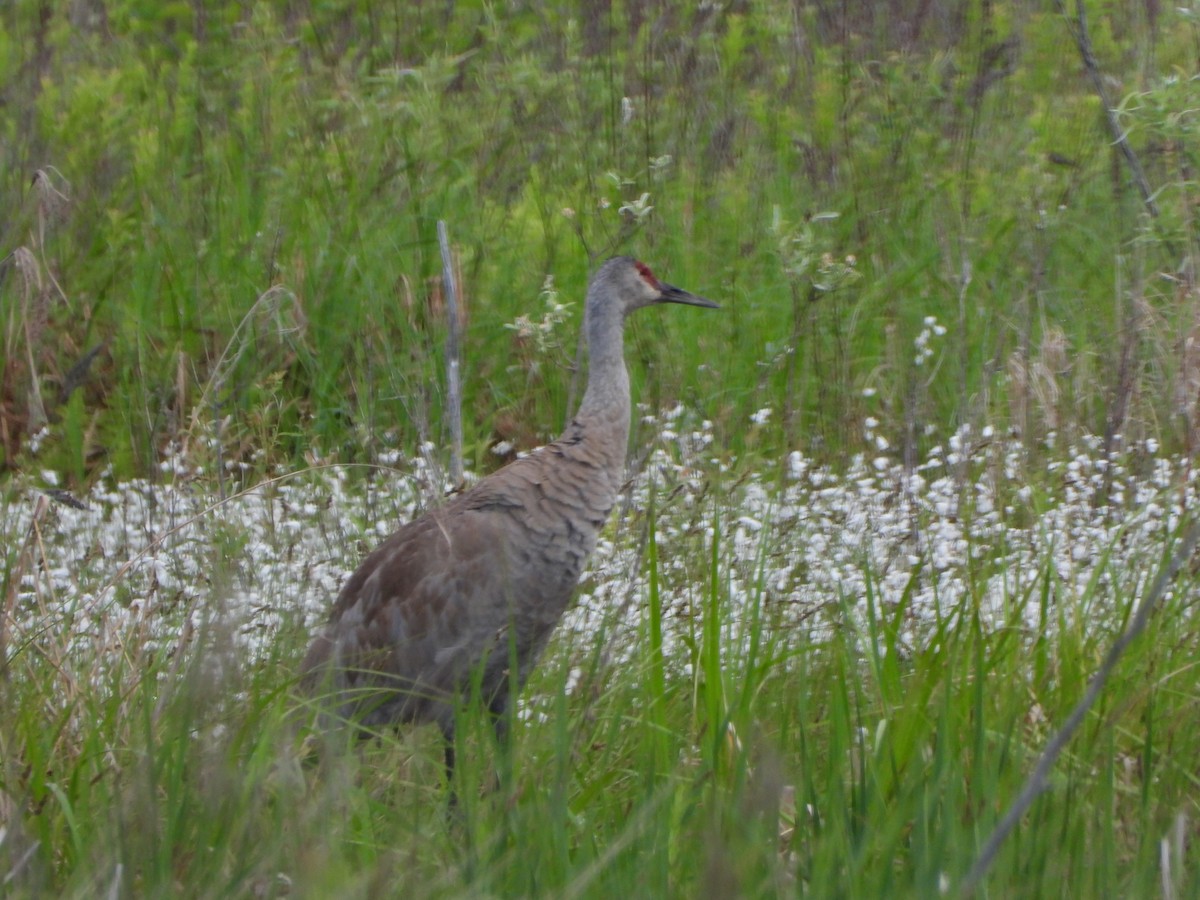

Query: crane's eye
635;260;661;289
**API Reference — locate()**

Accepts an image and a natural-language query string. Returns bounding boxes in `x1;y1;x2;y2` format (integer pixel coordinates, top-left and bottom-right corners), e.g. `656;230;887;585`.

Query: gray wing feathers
301;434;622;733
298;257;710;746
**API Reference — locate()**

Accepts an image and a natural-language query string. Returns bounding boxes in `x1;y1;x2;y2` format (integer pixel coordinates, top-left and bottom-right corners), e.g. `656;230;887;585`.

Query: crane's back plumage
299;256;716;761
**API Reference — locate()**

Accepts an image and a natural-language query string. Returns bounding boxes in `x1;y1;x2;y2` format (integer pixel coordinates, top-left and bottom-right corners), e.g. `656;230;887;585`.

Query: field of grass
3;1;1200;896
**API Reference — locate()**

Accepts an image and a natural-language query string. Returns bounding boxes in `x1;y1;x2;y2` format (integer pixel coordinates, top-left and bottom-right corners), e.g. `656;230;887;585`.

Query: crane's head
593;256;719;317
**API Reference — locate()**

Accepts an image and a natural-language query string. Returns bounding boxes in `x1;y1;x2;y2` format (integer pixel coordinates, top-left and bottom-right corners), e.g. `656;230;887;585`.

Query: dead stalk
1056;0;1160;221
437;221;464;488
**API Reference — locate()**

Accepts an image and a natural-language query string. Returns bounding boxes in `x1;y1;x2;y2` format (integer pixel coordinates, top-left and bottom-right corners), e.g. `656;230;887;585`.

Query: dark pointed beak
658;282;719;309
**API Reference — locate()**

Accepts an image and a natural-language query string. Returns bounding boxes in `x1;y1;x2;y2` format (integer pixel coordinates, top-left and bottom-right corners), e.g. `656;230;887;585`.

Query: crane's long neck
573;296;631;471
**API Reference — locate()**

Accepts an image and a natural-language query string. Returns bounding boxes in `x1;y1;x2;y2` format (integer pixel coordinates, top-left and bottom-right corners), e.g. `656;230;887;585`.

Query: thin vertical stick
437;221;464;487
1057;0;1159;219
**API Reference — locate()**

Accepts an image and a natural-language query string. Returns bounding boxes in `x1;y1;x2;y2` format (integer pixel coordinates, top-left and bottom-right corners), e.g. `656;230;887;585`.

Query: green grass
2;453;1200;897
2;501;1199;897
4;0;1200;896
3;1;1199;481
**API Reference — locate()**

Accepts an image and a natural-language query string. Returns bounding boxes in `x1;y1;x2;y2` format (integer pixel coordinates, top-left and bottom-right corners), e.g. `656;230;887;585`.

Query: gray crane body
300;256;717;760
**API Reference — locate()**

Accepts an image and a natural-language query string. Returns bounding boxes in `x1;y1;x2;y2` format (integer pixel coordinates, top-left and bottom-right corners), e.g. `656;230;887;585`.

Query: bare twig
562;225;596;428
956;246;973;470
2;838;40;887
105;863;124;900
437;220;464;487
958;516;1200;896
1057;0;1159;219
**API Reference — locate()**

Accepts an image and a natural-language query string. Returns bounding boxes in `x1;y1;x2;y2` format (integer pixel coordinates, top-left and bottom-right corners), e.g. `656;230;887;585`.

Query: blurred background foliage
1;0;1197;485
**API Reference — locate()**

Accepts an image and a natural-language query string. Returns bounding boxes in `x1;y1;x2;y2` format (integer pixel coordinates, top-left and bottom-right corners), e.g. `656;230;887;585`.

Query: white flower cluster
504;275;573;355
0;415;1190;717
914;315;948;366
554;420;1191;689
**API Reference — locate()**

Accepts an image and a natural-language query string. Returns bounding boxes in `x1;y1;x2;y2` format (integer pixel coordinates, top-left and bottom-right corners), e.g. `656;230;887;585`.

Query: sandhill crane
300;256;717;784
